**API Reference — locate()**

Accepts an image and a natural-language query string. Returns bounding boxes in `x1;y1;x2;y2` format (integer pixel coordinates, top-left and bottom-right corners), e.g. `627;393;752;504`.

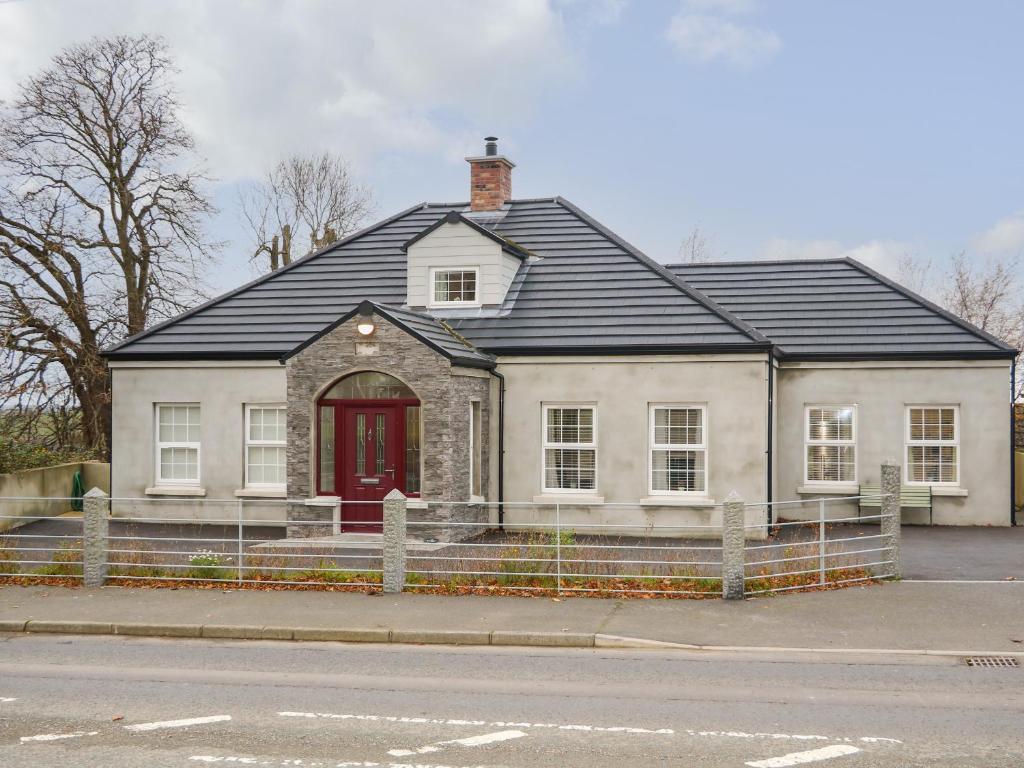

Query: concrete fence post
721;491;746;600
880;462;902;579
82;487;109;587
383;489;407;593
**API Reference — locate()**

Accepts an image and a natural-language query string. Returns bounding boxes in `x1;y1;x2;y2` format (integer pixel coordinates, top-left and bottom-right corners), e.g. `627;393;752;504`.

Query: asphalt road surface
0;633;1021;767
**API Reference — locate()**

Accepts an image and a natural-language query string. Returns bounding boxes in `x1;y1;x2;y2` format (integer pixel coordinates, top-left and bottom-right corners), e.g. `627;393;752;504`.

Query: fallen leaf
111;715;123;721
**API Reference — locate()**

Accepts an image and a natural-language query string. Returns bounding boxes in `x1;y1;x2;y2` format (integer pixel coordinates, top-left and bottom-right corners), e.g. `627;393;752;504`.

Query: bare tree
677;226;722;264
894;252;933;295
942;252;1024;400
242;153;374;272
0;35;215;458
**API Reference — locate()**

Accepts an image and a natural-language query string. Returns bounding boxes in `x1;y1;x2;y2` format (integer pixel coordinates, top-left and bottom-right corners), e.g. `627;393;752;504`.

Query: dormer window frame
428;265;482;309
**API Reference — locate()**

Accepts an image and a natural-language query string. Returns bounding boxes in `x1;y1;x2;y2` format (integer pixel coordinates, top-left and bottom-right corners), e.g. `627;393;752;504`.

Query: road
0;633;1021;767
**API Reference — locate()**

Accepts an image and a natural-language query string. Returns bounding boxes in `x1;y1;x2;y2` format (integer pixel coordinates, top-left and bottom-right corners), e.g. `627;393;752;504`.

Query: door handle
384;468;396;477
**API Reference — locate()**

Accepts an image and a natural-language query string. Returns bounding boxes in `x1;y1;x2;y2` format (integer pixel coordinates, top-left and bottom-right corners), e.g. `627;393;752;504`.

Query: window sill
639;497;717;508
145;486;206;497
234;488;286;499
929;486;969;497
797;484;860;495
469;495;486;504
407;499;428;510
532;494;605;505
304;496;340;506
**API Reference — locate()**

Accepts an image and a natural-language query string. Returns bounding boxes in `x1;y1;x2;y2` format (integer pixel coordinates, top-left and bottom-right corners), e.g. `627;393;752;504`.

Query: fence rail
0;463;903;599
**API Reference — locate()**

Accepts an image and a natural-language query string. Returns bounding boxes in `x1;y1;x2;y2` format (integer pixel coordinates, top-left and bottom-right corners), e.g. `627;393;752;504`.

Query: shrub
184;549;234;582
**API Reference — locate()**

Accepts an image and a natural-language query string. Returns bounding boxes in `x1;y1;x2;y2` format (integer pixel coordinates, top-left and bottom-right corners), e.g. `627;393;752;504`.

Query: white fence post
880;461;902;579
82;487;109;587
383;489;407;593
721;491;745;600
237;498;244;584
818;497;826;586
555;503;562;595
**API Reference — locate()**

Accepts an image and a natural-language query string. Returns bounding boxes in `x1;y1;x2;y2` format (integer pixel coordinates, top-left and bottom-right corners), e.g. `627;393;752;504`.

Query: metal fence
0;469;901;599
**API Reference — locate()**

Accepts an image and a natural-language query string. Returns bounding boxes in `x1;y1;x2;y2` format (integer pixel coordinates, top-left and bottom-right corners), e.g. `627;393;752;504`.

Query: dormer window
431;267;479;307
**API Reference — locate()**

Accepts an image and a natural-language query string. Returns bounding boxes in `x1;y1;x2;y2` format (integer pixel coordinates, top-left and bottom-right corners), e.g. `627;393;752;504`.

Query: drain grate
964;656;1019;668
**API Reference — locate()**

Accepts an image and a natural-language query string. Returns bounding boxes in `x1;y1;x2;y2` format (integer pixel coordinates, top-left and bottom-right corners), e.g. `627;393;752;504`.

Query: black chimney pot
484;136;498;156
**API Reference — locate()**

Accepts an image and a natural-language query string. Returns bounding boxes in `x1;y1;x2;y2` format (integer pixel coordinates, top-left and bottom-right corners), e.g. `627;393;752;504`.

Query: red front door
340;404;400;531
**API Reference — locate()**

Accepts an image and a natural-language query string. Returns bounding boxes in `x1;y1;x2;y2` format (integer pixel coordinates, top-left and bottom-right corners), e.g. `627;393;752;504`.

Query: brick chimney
466;136;514;211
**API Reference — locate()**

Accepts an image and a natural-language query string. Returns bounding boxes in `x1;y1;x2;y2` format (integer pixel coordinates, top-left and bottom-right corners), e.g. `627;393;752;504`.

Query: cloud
555;0;627;26
0;0;579;181
761;238;912;277
972;210;1024;254
666;1;780;68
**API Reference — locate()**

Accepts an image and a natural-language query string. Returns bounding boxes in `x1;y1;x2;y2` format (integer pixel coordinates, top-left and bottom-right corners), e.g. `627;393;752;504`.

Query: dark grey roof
668;258;1017;359
285;300;495;369
105;198;765;360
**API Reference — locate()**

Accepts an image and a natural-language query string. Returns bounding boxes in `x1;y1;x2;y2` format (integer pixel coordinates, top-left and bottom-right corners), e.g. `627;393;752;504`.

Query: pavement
1;632;1022;767
2;579;1023;653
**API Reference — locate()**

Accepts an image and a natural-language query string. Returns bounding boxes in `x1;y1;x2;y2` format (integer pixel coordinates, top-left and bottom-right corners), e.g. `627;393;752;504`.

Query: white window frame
905;404;960;486
541;403;598;494
803;405;858;485
155;403;201;487
647;404;708;496
429;266;481;307
469;400;482;500
244;404;287;489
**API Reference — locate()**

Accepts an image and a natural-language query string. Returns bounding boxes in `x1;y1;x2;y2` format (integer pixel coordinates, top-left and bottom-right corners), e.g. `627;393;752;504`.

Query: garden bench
858;483;932;525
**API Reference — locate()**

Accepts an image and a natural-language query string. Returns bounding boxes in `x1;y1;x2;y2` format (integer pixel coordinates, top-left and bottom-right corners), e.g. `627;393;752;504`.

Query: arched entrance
316;371;421;531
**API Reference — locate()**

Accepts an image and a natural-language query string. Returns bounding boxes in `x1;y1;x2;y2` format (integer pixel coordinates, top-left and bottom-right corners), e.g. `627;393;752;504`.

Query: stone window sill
234;488;286;498
145;486;206;497
304;496;340;506
407;499;428;510
638;497;717;508
796;484;859;495
532;494;605;505
929;486;969;497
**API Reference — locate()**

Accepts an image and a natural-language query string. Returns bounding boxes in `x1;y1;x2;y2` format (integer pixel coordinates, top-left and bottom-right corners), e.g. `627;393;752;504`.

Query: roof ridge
667;258;851;268
552;197;770;346
842;257;1018;353
104;201;431;357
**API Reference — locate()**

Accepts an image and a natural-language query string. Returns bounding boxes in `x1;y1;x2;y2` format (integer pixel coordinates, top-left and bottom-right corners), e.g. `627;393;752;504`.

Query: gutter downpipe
766;350;775;526
489;368;506;530
1012;356;1018;526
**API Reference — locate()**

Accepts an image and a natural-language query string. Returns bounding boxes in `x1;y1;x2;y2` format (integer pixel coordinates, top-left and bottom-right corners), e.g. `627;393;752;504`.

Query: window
906;406;959;484
156;404;200;485
805;406;856;484
649;405;707;494
542;405;597;492
470;401;482;498
430;268;478;305
245;405;286;488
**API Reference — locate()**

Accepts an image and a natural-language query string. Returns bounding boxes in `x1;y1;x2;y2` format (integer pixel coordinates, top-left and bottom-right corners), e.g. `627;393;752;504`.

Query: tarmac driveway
900;524;1024;580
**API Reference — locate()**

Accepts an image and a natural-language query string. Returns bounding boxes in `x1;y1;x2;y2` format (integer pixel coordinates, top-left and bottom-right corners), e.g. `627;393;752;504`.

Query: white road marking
746;744;862;767
125;715;232;732
279;711;672;735
1;697;16;703
689;729;900;745
388;728;526;756
276;711;900;745
20;731;98;743
191;758;497;767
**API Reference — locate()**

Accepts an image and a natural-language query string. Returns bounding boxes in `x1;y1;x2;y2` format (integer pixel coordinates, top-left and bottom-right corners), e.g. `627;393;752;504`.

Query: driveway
900;524;1024;580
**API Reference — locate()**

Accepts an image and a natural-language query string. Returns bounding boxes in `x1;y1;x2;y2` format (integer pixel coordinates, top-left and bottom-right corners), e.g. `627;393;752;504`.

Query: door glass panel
355;413;366;476
319;406;335;493
376;413;386;475
405;406;421;494
324;372;415;399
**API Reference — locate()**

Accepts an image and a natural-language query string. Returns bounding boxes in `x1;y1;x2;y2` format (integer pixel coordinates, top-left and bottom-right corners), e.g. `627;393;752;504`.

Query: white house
103;138;1018;534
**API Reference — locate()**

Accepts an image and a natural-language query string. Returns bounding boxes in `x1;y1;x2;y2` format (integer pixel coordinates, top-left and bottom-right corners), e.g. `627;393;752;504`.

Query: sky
1;0;1022;293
